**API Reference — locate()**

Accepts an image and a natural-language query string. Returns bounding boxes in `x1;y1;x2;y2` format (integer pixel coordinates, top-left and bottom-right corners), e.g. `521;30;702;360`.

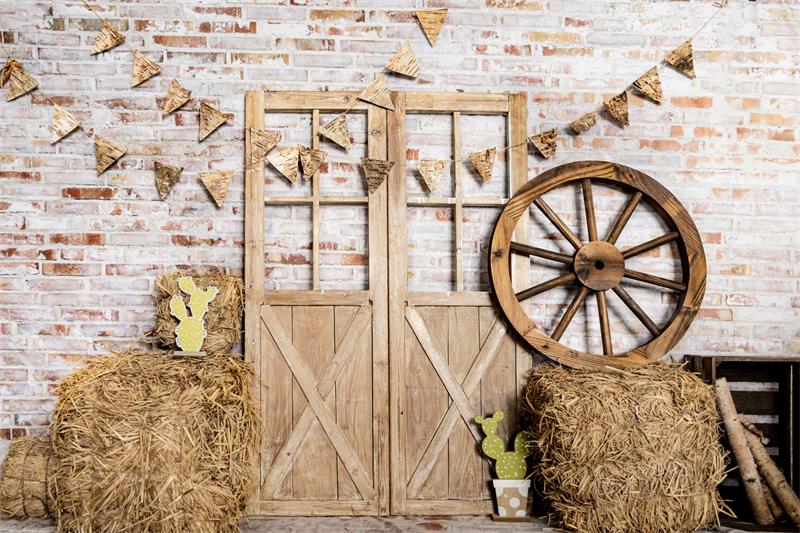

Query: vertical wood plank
453;112;463;292
244;89;265;510
312;109;321;290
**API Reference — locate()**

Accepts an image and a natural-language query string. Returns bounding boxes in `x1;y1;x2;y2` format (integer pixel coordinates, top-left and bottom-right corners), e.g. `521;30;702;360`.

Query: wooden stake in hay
4;64;37;101
604;91;629;126
418;159;446;192
200;171;234;208
299;146;327;179
385;41;420;78
250;128;282;164
665;39;696;78
415;9;447;46
162;78;191;115
469;147;496;183
153;272;243;355
51;351;258;533
91;20;125;54
0;436;55;519
524;364;728;533
154;161;182;200
50;104;81;144
528;128;558;159
362;158;394;193
320;113;351;149
632;66;663;104
94;135;126;175
199;102;228;141
268;145;300;184
357;74;395;111
131;50;160;87
570;111;598;134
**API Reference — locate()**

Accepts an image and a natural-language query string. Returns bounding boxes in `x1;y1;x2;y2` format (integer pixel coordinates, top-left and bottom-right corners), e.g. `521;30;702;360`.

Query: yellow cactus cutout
169;276;219;352
475;410;533;480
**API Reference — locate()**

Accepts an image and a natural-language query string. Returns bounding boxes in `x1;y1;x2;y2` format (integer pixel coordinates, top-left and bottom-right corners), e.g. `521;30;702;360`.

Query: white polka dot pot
492;479;531;520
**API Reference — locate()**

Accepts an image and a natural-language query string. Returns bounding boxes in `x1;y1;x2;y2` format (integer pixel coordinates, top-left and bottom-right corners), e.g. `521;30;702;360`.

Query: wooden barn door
244;90;389;515
388;93;532;514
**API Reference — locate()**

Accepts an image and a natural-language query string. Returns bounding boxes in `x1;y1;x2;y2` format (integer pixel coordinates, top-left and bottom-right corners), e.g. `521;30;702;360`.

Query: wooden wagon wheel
490;161;706;369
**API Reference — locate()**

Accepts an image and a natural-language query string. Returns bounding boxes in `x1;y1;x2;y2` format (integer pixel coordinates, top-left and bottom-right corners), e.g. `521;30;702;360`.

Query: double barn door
244;90;531;515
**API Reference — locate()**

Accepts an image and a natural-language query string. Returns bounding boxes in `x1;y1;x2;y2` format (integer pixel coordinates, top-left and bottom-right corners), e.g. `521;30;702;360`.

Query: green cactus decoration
169;276;219;352
475;410;533;480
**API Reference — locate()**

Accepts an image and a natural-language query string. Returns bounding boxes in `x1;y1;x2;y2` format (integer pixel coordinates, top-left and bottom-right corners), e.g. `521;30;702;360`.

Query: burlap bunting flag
357;74;395;111
91;20;125;54
154;161;182;200
418;159;446;192
250;128;282;163
94;135;126;175
665;39;696;78
528;129;558;159
385;41;420;78
199;103;228;141
131;50;160;87
320;114;351;149
3;62;38;101
50;105;81;144
415;9;447;46
200;171;233;208
299;147;327;179
632;66;663;104
162;79;191;115
469;148;496;184
267;146;300;184
362;158;394;193
569;111;598;134
604;91;629;126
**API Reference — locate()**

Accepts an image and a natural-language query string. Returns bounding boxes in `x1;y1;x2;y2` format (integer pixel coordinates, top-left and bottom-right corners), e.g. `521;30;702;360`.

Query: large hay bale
153;272;243;355
524;364;727;533
51;351;258;532
0;436;54;519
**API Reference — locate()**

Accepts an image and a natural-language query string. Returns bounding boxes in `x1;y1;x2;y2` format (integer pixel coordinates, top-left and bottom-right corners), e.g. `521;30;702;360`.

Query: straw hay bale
0;436;54;519
154;272;243;355
524;364;727;533
51;351;258;533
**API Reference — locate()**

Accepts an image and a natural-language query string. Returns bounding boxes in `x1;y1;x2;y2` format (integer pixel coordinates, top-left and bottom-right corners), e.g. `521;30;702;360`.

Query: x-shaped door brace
260;305;374;501
404;307;508;498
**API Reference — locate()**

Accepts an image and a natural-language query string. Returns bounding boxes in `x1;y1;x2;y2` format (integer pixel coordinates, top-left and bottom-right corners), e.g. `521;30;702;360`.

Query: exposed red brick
670;96;713;108
309;10;365;22
41;263;101;276
61;188;114;200
153;35;207;47
199;21;256;33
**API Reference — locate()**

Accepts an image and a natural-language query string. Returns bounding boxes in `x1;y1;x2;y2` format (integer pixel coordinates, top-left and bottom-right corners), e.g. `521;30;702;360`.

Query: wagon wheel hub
573;241;625;291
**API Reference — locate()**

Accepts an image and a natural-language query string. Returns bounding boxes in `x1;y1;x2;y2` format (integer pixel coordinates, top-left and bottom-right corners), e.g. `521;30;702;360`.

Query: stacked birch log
715;378;800;528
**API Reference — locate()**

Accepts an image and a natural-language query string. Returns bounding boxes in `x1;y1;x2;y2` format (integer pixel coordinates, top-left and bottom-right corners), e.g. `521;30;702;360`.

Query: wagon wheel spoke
551;286;589;341
621;232;679;259
510;241;572;264
515;272;576;302
533;197;583;250
606;191;642;244
623;269;687;292
582;179;598;242
596;291;612;355
612;285;660;336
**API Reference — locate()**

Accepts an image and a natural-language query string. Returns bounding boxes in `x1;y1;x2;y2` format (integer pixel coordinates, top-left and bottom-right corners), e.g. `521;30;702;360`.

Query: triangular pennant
162;79;191;115
469;148;496;184
1;60;21;87
528;129;558;159
415;9;447;46
357;74;395;111
604;91;629;126
569;112;598;134
250;128;282;163
5;65;38;101
319;114;351;149
418;159;446;192
91;20;125;54
50;105;81;144
665;39;696;78
362;158;394;193
198;103;228;141
632;66;663;104
94;135;126;175
299;146;327;179
154;161;182;200
131;50;160;87
385;41;420;78
200;171;233;207
267;146;300;184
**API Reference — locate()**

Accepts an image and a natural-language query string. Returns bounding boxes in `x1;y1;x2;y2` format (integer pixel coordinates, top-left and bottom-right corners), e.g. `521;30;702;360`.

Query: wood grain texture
162;79;191;115
415;9;447;46
385;41;420;78
131;50;160;87
91;20;124;54
357;74;395;111
665;39;696;78
94;135;126;175
50;104;80;144
198;102;228;141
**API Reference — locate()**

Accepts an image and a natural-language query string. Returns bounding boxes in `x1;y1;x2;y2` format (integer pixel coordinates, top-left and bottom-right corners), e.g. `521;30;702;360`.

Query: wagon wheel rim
489;161;706;369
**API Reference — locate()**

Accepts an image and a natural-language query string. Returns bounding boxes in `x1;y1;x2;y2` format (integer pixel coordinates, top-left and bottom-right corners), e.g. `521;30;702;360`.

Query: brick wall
0;1;798;453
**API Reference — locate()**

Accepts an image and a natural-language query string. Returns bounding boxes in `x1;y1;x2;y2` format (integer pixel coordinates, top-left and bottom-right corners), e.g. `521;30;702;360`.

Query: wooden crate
687;354;799;529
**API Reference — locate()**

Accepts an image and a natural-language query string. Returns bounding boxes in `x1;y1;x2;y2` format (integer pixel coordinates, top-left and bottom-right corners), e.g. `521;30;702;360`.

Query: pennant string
81;0;136;53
